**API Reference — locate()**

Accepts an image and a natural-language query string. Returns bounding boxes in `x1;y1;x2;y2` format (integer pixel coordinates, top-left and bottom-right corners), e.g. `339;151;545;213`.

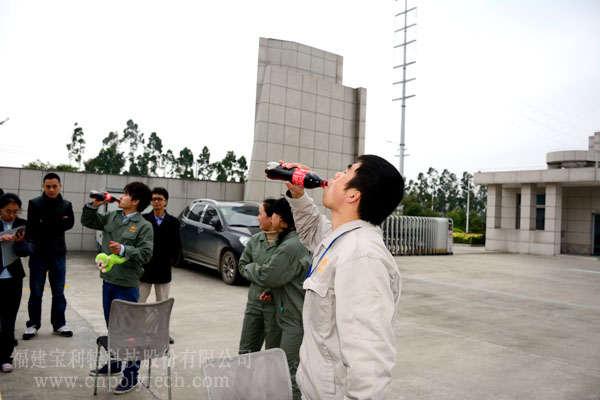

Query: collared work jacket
289;193;401;400
81;207;154;288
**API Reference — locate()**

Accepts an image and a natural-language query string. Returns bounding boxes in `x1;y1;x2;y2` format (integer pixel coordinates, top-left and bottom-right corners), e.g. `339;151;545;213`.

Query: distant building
475;132;600;256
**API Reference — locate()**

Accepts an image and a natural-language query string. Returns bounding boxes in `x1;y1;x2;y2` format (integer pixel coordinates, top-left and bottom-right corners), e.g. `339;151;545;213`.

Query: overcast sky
1;0;599;183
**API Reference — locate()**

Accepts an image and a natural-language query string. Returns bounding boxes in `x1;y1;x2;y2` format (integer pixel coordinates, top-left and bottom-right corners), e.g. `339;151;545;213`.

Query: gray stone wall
0;167;244;251
244;38;366;209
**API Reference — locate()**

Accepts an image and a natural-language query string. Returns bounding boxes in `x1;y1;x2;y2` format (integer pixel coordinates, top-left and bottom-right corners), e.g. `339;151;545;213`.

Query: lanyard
305;227;361;279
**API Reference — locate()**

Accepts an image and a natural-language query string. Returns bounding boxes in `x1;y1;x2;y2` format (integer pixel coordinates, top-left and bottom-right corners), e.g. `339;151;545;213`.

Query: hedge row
453;233;485;245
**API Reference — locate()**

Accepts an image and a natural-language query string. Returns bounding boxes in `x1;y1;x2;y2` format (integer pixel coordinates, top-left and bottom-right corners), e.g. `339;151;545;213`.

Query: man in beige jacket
282;155;404;400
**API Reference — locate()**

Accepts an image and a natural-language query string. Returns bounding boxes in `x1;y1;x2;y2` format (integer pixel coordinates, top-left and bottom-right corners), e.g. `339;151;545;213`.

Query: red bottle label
292;169;308;186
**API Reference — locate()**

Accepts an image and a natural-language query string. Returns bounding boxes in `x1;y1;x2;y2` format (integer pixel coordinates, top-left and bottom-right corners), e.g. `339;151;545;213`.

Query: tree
23;160;55;170
177;147;195;179
162;149;177;178
211;151;248;182
84;131;125;174
196;146;214;180
212;160;228;182
145;132;163;176
234;155;248;182
401;167;486;233
401;193;441;217
66;122;86;170
120;119;145;175
437;169;459;214
55;164;78;171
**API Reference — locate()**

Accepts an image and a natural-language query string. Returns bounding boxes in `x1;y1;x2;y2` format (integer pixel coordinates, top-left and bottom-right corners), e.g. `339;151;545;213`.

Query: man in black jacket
139;187;181;303
23;173;75;340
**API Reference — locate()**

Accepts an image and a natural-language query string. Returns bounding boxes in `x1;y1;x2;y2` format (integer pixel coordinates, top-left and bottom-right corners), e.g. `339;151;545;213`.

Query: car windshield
219;205;259;227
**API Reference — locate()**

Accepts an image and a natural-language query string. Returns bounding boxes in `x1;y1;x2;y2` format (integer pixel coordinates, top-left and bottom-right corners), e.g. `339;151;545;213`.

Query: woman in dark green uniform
240;198;311;400
238;199;282;353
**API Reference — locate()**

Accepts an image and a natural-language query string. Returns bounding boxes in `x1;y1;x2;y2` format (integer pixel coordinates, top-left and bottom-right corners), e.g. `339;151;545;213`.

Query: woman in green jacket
240;198;311;400
238;198;281;353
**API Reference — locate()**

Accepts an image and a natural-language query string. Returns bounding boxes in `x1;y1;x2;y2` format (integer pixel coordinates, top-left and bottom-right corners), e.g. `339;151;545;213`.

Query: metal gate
381;216;453;255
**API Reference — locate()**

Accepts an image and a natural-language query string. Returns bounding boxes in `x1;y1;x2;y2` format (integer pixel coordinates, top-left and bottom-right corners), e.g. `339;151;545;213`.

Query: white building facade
475;132;600;256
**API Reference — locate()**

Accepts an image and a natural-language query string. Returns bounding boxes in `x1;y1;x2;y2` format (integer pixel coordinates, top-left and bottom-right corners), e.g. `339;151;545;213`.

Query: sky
0;0;599;183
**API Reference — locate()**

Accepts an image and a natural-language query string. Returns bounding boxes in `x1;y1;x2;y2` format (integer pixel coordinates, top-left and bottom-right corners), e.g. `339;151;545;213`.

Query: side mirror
210;216;223;231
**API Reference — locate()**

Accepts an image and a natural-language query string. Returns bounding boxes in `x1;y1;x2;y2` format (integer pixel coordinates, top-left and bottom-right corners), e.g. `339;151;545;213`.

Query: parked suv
178;199;260;284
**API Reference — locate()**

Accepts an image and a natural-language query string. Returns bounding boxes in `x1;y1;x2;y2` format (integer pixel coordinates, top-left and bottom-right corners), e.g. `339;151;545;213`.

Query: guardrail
381;216;453;256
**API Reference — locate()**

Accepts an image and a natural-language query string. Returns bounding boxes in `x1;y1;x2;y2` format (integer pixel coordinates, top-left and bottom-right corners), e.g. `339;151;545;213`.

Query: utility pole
393;0;417;178
466;181;471;233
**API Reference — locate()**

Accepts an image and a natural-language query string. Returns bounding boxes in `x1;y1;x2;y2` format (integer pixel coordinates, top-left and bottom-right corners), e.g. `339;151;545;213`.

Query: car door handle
197;227;204;234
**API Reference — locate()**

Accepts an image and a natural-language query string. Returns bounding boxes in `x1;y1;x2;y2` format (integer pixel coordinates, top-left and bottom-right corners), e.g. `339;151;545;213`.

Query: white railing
381;216;453;256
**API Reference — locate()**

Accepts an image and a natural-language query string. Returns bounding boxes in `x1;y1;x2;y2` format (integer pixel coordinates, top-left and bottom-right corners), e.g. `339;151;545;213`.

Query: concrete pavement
1;245;599;399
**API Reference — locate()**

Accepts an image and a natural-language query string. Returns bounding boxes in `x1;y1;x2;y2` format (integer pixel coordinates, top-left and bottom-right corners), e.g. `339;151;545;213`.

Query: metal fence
381;216;453;256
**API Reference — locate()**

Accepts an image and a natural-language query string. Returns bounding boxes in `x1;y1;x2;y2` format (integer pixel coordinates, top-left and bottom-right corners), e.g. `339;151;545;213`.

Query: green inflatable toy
95;253;126;273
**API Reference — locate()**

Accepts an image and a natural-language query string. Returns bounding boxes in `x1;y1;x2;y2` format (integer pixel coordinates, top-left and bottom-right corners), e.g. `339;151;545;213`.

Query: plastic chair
93;298;175;399
202;348;293;400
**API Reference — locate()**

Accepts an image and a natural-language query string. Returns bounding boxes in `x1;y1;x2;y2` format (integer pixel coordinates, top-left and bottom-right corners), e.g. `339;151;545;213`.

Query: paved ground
1;245;600;399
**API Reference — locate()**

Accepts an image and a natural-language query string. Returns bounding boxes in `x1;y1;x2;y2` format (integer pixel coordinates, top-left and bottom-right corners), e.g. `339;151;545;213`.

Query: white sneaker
1;363;13;373
23;326;37;340
53;326;73;337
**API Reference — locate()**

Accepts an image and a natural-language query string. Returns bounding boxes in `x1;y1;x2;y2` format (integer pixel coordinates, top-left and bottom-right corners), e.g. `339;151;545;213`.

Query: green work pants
280;329;303;400
239;302;281;354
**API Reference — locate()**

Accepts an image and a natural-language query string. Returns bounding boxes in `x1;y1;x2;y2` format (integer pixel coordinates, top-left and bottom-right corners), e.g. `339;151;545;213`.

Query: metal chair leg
167;350;172;400
108;357;112;400
93;343;101;396
147;358;152;389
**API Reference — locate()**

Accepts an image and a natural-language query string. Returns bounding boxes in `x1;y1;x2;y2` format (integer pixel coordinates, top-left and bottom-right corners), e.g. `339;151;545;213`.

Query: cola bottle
90;190;120;203
265;162;327;189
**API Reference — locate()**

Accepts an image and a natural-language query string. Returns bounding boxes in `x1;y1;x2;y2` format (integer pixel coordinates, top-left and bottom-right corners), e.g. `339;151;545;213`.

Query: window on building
515;194;521;229
536;194;545;230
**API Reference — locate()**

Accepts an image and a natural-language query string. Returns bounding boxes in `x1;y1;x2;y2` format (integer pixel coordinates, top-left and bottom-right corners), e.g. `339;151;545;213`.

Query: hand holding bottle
90;190;120;206
265;160;327;195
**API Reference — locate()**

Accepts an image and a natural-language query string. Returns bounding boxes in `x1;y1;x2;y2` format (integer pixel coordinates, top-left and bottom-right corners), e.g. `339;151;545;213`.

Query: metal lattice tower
392;0;417;177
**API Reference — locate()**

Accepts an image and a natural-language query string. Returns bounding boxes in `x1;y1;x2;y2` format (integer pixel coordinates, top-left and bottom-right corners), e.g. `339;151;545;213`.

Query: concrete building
474;132;600;256
244;38;366;209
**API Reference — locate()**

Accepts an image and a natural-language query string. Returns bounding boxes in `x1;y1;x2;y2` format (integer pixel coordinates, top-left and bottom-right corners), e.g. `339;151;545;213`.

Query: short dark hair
124;182;152;212
273;197;295;229
0;193;22;209
345;155;404;225
273;197;295;244
43;172;61;183
152;187;169;201
262;198;276;217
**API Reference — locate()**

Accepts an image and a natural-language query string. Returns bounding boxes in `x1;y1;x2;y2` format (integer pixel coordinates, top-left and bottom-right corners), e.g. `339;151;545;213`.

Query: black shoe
169;336;174;344
89;363;122;377
52;326;73;337
114;376;139;395
23;326;37;340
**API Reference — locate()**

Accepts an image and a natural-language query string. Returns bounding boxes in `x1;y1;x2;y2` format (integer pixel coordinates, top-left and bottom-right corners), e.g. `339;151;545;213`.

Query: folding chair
93;298;175;399
202;348;292;400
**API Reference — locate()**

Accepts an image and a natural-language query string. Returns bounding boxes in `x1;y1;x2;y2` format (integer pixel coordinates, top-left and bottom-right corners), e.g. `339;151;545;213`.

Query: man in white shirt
282;155;404;400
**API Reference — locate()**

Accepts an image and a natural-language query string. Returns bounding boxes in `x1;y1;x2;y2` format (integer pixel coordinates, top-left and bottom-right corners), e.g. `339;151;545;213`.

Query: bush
453;232;485;245
453;227;465;233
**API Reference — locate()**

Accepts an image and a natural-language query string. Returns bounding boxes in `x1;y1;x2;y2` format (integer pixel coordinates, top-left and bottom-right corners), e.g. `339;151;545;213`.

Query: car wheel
220;250;239;285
